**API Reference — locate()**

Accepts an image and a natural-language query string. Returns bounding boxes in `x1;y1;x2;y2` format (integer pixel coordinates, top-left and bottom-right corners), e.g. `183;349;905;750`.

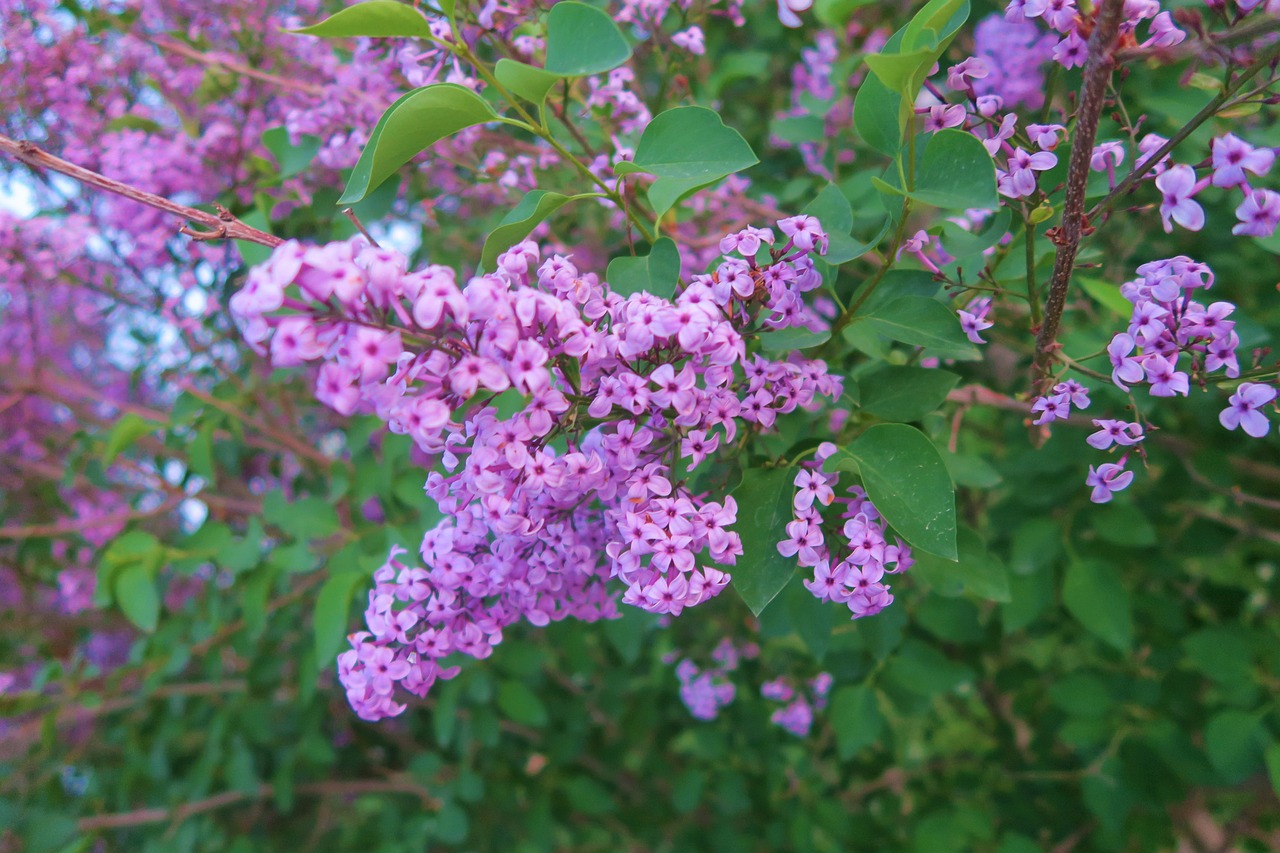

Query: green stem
1025;212;1042;330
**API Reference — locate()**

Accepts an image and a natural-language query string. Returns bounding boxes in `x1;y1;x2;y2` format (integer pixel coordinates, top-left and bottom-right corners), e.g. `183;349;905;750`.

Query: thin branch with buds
0;134;281;248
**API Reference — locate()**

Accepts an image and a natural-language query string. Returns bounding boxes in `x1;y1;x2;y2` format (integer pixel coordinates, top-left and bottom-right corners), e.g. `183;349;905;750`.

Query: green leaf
263;126;321;178
606;237;681;298
497;680;549;727
848;424;957;559
828;684;884;759
290;1;435;38
758;326;831;354
1063;559;1133;653
1077;275;1133;316
909;129;997;209
849;296;980;360
340;84;497;204
1204;710;1266;784
859;366;959;422
802;183;877;264
494;58;561;106
1265;741;1280;798
853;71;902;157
615;107;758;217
263;491;341;542
544;1;632;77
725;467;799;616
103;412;162;463
114;561;160;633
911;526;1009;601
481;190;577;272
313;571;368;668
864;46;935;95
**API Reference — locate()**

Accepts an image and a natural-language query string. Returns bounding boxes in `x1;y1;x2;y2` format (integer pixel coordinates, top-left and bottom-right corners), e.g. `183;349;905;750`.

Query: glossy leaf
1063;559;1133;653
858;365;959;422
340;84;497;204
853;71;902;157
615;107;758;217
494;59;561;106
481;190;577;272
850;296;981;360
290;1;435;38
725;467;799;616
849;424;957;560
544;1;631;77
606;237;680;298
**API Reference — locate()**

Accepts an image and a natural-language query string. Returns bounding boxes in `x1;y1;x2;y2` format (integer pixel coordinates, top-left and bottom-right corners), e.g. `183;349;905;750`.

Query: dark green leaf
606;237;681;298
909;129;997;209
828;684;884;759
544;1;631;77
1204;710;1266;784
911;526;1009;601
849;296;980;360
340;84;497;204
497;680;549;727
859;365;959;422
725;467;799;616
853;72;902;157
313;571;368;667
290;1;435;38
849;424;957;560
758;326;831;354
1063;559;1133;653
615;107;758;217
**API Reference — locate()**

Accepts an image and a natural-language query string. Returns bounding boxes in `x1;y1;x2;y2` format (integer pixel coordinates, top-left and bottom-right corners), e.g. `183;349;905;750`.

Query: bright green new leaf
1063;559;1133;653
114;560;160;633
859;365;959;422
850;296;981;360
902;0;969;53
290;1;435;38
480;190;578;272
340;84;498;204
724;467;800;616
544;1;632;77
863;46;935;95
494;59;562;106
103;412;162;464
850;424;957;560
313;570;369;668
615;107;758;217
1077;275;1134;316
606;237;681;299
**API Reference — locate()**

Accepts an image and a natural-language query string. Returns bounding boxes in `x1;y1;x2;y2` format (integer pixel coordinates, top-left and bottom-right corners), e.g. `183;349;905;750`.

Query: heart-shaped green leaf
481;190;580;272
544;1;632;76
605;237;681;298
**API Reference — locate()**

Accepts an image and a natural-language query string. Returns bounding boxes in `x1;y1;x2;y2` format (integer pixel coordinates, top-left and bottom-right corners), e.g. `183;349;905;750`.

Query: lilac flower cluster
233;217;845;720
672;638;755;720
1030;379;1090;425
761;672;831;737
778;445;914;620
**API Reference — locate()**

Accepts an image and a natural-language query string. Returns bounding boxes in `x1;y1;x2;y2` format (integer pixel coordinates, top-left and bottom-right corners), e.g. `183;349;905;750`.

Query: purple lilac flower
771;698;814;737
958;297;994;344
1155;165;1206;233
1219;383;1277;438
1211;134;1275;188
1086;461;1135;503
1087;419;1145;450
998;148;1057;198
1232;189;1280;238
971;15;1057;109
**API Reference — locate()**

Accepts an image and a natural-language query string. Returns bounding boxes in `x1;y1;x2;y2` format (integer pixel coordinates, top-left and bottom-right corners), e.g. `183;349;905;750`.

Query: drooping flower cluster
233;217;846;720
778;445;914;620
1106;257;1240;397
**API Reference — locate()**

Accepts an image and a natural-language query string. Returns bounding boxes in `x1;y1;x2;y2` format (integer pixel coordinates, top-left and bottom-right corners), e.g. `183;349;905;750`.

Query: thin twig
0;134;281;248
1031;0;1126;392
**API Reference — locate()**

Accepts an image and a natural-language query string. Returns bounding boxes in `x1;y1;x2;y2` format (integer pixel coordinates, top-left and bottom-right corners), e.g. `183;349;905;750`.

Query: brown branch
0;493;183;541
147;36;328;98
1032;0;1126;392
0;134;281;248
77;777;440;831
